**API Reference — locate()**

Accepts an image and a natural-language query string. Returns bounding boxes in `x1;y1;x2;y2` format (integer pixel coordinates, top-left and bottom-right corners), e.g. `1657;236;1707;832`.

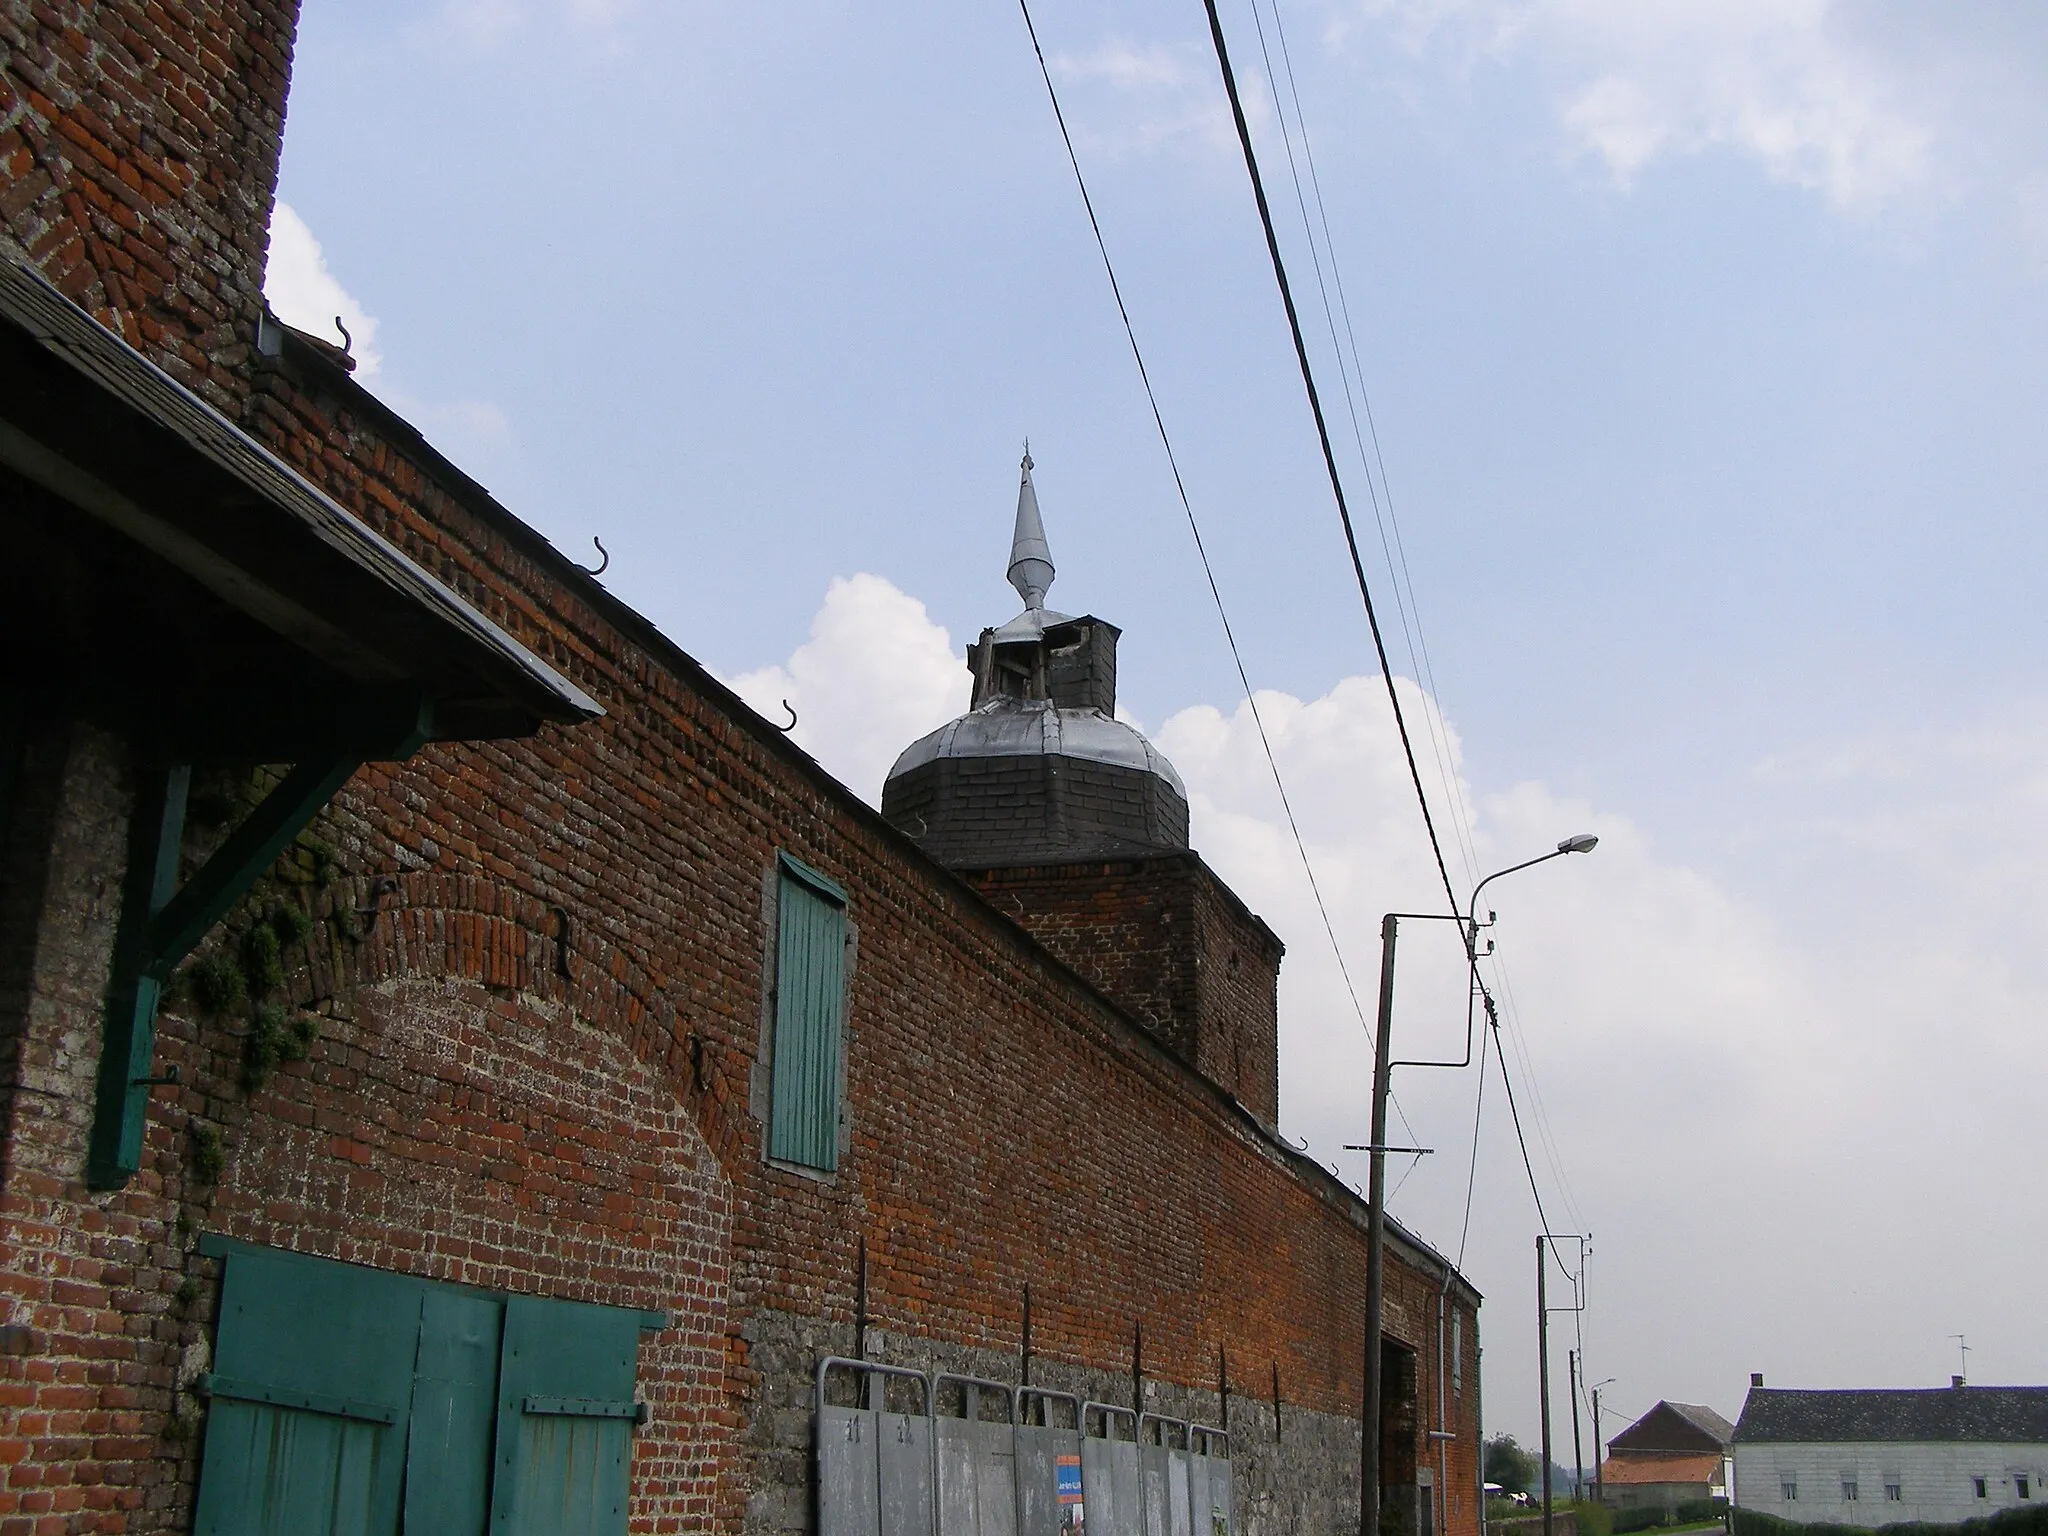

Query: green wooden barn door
488;1295;642;1536
193;1248;425;1536
404;1287;506;1534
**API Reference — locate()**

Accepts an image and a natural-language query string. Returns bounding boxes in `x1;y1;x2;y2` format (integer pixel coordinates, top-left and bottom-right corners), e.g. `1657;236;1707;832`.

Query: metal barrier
1139;1414;1195;1536
1015;1388;1084;1536
1082;1403;1143;1536
818;1358;936;1536
936;1373;1019;1536
1189;1425;1232;1536
816;1363;1234;1536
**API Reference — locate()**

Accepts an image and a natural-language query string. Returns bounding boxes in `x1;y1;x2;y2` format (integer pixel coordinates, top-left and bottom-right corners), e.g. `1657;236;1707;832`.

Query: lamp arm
1466;847;1568;952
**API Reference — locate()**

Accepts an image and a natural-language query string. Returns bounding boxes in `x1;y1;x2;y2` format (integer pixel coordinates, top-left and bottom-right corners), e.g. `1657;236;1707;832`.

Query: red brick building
0;4;1482;1532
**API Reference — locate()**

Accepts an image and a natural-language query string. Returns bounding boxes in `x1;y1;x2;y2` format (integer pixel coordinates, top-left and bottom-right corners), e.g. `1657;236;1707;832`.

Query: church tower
882;453;1284;1125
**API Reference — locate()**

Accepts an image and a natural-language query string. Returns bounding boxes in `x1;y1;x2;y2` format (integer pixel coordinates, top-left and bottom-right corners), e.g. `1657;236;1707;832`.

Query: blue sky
268;0;2048;1453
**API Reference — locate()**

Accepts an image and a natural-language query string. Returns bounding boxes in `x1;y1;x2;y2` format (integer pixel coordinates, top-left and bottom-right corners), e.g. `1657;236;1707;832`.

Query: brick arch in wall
267;868;761;1175
173;877;745;1529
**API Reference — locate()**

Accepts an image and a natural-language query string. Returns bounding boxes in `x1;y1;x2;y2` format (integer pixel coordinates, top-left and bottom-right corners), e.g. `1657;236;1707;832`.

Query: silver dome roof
887;695;1187;799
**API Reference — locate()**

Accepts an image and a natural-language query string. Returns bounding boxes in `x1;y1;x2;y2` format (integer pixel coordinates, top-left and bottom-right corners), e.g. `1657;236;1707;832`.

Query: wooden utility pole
1592;1387;1604;1504
1539;1237;1553;1536
1570;1351;1584;1503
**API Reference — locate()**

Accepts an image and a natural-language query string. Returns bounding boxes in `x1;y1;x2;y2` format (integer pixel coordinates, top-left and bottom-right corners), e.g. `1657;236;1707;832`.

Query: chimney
1751;1373;1764;1388
1953;1376;1966;1389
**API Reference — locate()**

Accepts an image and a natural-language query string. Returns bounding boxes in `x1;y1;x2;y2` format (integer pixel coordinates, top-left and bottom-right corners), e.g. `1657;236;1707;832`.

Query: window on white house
1782;1482;1798;1502
1974;1479;1989;1500
2018;1478;2031;1500
1843;1481;1859;1502
1884;1479;1903;1502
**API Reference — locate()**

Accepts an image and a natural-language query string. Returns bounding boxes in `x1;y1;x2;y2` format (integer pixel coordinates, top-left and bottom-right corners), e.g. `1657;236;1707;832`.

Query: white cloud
1334;0;1966;215
724;575;969;808
263;203;383;380
263;205;520;482
1048;38;1272;164
738;575;2048;1437
1547;1;1931;210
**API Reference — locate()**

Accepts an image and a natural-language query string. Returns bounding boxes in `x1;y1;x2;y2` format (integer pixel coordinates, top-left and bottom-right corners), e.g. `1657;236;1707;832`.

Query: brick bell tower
882;452;1284;1125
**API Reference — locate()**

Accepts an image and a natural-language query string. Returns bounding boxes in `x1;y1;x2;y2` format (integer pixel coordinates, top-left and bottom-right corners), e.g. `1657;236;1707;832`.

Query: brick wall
960;854;1283;1126
0;4;1486;1529
0;0;296;407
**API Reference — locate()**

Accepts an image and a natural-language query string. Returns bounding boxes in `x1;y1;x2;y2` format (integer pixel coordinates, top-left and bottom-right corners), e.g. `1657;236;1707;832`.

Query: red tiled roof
1601;1454;1722;1486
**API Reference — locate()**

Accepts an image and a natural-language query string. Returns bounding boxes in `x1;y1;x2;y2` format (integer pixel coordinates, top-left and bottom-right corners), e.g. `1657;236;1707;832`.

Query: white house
1733;1376;2048;1527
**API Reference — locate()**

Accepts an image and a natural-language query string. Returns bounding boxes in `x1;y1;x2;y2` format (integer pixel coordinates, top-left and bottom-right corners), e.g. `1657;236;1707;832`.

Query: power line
1013;0;1418;1144
1233;0;1598;1261
1453;990;1492;1273
1197;0;1462;922
1486;994;1577;1282
1205;0;1594;1253
1246;0;1482;895
1488;955;1590;1236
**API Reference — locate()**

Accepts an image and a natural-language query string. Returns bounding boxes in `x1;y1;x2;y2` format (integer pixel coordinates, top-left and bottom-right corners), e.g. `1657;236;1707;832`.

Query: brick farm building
0;4;1482;1532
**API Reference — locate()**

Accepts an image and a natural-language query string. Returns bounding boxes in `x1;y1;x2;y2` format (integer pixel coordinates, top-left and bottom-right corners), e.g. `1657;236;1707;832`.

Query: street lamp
1357;835;1598;1536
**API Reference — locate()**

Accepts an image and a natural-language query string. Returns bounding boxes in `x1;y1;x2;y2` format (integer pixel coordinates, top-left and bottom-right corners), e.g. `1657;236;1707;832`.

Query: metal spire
1007;442;1055;610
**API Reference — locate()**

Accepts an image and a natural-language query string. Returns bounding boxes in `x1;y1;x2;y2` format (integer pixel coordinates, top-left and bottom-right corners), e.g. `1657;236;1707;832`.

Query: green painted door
488;1295;642;1536
193;1248;425;1536
196;1242;653;1534
405;1287;505;1534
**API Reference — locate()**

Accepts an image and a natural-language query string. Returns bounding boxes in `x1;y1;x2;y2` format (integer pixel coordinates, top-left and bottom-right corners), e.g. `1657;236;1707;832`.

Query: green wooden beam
143;754;363;981
88;764;189;1189
87;698;432;1189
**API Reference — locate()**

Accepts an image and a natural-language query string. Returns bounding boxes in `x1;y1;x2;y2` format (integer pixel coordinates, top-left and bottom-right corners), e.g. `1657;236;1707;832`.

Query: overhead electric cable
1488;955;1589;1234
1489;1000;1580;1284
1452;991;1493;1272
1246;0;1598;1252
1197;0;1461;920
1013;0;1419;1144
1244;0;1482;894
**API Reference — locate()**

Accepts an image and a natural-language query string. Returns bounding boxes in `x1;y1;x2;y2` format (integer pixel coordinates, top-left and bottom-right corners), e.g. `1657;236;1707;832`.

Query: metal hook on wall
579;537;610;576
333;315;352;354
354;875;396;918
777;701;798;733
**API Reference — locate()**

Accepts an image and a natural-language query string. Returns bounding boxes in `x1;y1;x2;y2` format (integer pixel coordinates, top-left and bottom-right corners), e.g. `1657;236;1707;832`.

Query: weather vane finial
1007;445;1054;610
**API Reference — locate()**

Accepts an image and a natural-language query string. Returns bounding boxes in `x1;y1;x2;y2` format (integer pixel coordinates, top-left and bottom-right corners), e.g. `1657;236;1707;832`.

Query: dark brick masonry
882;753;1191;868
0;4;1485;1530
963;854;1283;1129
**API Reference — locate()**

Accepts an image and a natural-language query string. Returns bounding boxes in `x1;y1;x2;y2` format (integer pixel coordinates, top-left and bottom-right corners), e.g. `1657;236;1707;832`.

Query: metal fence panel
1190;1427;1232;1536
1015;1389;1082;1536
1166;1448;1193;1536
1140;1445;1171;1536
1140;1415;1195;1536
879;1412;935;1536
973;1420;1019;1536
822;1405;882;1536
1080;1406;1142;1536
818;1359;933;1536
938;1417;979;1535
935;1374;1018;1536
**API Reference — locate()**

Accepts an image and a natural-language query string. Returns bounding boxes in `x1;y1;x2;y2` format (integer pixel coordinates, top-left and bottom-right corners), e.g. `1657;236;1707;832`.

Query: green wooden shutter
405;1287;506;1535
488;1295;643;1536
194;1247;426;1536
769;855;847;1170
